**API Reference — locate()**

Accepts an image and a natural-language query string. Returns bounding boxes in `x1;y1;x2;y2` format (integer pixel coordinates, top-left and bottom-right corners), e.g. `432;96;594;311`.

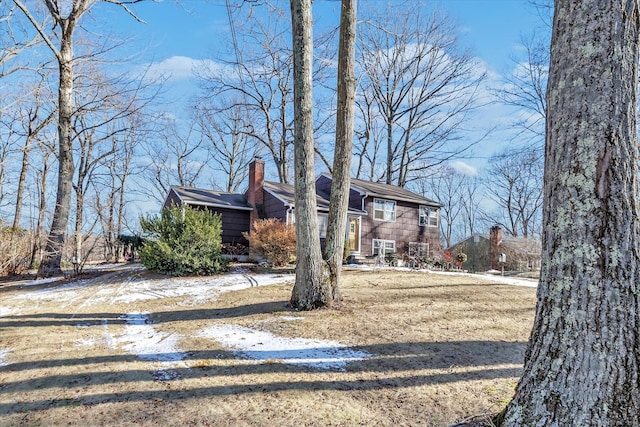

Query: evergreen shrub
139;205;228;276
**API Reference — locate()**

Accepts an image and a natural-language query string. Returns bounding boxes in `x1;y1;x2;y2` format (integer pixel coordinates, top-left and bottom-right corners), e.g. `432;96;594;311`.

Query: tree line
0;0;546;276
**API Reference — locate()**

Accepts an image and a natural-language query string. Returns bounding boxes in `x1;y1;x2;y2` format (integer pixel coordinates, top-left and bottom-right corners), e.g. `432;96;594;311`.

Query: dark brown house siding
360;197;441;255
316;175;332;195
262;191;288;222
191;206;250;246
316;175;365;211
163;190;181;209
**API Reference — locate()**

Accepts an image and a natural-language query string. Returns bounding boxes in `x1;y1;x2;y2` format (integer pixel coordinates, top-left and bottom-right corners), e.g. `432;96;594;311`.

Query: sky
100;0;548;172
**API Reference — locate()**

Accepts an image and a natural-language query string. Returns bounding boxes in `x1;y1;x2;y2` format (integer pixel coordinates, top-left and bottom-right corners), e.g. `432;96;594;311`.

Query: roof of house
168;186;253;211
319;174;440;207
450;233;541;257
264;181;366;214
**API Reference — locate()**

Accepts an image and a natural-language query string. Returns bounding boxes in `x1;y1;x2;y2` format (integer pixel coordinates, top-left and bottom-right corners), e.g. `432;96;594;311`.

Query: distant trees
12;0;153;276
483;147;543;238
355;1;486;187
195;2;296;184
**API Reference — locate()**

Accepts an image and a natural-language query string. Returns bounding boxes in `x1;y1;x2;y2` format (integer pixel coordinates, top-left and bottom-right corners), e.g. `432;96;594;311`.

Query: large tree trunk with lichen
501;1;640;425
289;0;331;310
323;0;357;301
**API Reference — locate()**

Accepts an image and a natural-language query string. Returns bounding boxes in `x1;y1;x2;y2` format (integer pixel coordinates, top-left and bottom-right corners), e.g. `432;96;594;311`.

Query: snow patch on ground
199;324;371;371
0;306;16;317
8;269;293;308
0;349;11;367
112;313;187;381
347;266;538;288
117;313;187;362
20;277;59;287
112;273;293;305
427;270;539;287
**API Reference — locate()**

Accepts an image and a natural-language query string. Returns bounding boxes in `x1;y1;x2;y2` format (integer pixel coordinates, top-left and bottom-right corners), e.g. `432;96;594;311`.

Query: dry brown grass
0;265;536;426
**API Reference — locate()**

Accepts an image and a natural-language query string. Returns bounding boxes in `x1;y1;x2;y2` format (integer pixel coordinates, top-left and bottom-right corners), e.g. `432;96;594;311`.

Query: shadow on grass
0;301;294;329
0;340;525;415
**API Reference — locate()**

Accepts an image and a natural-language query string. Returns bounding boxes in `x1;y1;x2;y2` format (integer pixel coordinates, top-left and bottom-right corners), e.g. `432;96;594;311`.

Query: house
447;226;541;272
164;158;442;258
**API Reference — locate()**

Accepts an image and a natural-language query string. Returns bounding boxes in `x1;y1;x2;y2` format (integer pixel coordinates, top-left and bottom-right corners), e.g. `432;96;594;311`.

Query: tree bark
39;32;75;277
323;0;357;301
289;0;331;310
501;1;640;424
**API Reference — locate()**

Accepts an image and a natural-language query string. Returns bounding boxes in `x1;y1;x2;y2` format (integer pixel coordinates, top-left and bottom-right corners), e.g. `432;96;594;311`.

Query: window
318;213;328;238
419;206;438;227
289;211;328;238
374;198;396;221
373;239;396;255
408;242;429;257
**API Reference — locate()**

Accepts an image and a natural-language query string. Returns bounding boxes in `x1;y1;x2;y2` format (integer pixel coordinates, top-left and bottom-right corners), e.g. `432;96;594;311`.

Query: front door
347;217;360;253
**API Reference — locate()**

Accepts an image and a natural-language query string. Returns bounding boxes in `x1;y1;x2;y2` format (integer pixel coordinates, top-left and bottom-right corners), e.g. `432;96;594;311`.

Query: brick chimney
248;157;265;226
489;226;503;270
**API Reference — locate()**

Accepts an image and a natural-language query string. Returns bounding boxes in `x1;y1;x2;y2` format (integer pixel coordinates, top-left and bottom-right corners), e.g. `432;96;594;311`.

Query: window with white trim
408;242;430;257
372;239;396;255
419;206;438;227
318;213;328;238
373;198;396;221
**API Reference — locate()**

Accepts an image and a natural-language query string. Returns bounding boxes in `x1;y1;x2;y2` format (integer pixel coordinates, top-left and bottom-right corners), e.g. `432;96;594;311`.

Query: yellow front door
347;218;360;252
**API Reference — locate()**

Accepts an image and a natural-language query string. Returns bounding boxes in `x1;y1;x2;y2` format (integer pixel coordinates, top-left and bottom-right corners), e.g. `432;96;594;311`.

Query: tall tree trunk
12;136;31;230
39;36;75;277
289;0;331;310
501;0;640;424
323;0;357;301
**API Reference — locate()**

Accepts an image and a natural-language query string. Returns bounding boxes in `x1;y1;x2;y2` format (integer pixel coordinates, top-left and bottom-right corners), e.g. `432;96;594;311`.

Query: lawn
0;265;537;426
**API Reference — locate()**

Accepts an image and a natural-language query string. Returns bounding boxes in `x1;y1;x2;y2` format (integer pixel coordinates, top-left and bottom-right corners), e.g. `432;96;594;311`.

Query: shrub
0;226;31;276
139;205;228;276
242;218;296;267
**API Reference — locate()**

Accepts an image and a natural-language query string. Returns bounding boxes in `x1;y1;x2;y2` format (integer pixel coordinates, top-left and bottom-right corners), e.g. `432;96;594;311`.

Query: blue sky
111;0;546;73
104;0;548;174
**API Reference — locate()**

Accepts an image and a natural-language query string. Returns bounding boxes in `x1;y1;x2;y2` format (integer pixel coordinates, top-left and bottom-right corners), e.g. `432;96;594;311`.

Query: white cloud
145;56;223;82
450;161;478;176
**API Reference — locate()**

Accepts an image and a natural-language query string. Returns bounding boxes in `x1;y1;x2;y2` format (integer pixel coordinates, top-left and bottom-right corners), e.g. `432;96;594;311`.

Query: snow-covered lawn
1;265;372;372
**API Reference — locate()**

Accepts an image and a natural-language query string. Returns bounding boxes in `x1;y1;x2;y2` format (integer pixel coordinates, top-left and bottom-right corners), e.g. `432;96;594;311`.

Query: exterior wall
163;190;181;209
262;191;288;222
315;175;332;195
198;206;250;247
360;196;441;256
316;175;363;211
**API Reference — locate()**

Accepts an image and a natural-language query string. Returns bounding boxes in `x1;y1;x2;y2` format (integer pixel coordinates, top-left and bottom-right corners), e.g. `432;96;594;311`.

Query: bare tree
11;73;56;230
496;33;548;145
193;100;258;193
357;1;486;187
483;147;543;238
139;116;209;203
416;165;468;248
501;0;640;423
94;116;139;263
323;0;357;301
196;1;295;183
13;0;148;276
289;0;331;310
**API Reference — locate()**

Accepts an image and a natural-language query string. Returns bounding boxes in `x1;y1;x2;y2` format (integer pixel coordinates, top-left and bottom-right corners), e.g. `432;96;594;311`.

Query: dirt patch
0;264;535;426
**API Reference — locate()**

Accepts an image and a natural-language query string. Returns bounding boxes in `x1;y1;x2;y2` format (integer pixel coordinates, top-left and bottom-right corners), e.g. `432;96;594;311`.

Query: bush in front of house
139;205;228;276
242;218;296;267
